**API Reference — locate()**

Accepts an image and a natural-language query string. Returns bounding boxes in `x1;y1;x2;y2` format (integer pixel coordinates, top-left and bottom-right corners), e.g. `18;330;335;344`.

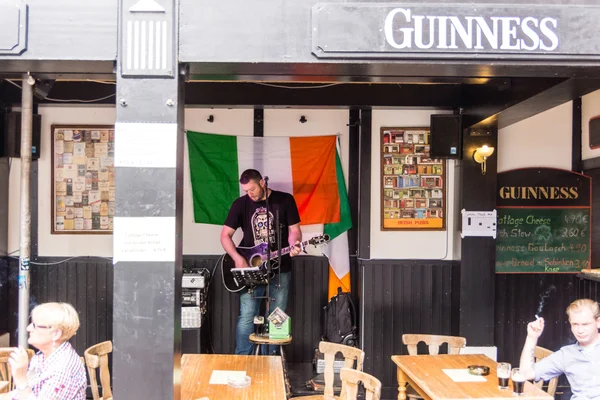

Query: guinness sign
312;3;600;60
497;169;590;207
495;168;591;273
384;9;558;52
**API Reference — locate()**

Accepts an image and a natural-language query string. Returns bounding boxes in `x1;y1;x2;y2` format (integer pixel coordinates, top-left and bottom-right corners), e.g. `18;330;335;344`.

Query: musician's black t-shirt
224;190;301;273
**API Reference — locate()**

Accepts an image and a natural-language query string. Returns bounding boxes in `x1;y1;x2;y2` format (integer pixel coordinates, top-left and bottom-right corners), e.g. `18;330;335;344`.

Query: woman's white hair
32;302;80;342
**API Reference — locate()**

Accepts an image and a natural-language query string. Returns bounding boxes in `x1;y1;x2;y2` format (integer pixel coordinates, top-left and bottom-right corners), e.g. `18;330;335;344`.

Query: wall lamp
473;145;495;175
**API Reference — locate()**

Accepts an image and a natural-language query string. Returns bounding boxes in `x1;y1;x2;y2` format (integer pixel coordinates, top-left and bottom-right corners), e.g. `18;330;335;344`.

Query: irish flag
187;131;352;298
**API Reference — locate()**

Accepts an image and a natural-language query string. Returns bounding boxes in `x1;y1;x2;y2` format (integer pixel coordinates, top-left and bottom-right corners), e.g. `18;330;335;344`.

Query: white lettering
383;8;559;53
539;17;559;51
520;17;540;50
449;16;474;49
500;17;521;50
474;17;500;49
385;8;413;49
413;16;436;49
437;16;449;49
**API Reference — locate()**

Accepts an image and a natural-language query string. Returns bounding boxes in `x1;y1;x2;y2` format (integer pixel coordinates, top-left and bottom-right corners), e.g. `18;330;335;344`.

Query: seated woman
2;302;86;400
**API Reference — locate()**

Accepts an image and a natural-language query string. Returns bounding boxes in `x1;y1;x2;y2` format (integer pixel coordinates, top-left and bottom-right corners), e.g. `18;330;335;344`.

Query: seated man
519;298;600;400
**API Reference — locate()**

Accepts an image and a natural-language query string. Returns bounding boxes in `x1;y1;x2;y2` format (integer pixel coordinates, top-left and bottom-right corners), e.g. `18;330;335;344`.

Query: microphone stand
263;176;272;335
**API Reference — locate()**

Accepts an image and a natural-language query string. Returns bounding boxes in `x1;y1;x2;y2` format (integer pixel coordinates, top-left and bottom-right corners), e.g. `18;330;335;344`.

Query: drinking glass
511;368;526;396
497;362;511;389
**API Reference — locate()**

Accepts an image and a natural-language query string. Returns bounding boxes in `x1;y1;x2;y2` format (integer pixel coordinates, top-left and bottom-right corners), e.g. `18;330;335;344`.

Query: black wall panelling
5;255;330;363
184;255;330;362
6;257;113;355
576;274;600;301
495;273;589;397
361;261;458;399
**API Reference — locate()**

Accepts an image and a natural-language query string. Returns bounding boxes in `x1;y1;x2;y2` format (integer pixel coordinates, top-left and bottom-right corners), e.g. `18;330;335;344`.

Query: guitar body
221;243;279;293
220;235;330;293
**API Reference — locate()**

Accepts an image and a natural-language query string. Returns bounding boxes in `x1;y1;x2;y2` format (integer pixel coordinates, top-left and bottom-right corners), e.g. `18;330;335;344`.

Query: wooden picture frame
51;125;115;234
381;127;446;230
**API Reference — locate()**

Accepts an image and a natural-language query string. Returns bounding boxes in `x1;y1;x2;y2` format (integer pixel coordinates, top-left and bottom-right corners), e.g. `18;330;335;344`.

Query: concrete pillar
113;1;184;399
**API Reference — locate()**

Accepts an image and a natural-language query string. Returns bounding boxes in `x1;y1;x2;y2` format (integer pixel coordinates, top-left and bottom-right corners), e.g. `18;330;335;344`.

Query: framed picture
51;125;115;234
381;127;446;230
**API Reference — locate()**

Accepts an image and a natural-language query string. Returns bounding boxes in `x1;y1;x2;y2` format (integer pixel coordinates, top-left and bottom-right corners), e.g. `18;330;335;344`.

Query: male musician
519;298;600;400
220;169;302;355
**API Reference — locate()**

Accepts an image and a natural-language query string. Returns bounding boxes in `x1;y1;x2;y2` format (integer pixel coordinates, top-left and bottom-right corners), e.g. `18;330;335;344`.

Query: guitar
221;234;330;293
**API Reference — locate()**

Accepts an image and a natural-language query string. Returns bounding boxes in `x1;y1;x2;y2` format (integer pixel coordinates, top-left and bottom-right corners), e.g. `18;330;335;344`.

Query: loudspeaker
0;111;42;160
430;114;462;159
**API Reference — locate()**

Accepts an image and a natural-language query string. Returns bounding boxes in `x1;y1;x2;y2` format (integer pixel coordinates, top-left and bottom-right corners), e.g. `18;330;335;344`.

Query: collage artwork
382;127;445;230
52;126;115;233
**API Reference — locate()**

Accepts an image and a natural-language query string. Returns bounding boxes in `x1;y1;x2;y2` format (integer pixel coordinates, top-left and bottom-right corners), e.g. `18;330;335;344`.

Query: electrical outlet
461;209;497;239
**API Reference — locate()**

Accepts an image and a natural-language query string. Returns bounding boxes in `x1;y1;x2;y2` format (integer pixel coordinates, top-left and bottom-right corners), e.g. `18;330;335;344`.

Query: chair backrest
402;334;466;355
319;341;365;399
84;341;113;400
534;346;559;396
0;347;35;391
339;367;382;400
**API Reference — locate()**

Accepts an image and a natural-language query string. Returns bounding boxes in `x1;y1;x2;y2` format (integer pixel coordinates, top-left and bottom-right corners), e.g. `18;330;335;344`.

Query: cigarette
535;315;540;320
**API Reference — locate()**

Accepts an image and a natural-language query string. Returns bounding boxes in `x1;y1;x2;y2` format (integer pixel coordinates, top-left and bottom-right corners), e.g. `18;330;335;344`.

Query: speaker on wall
430;114;462;159
0;111;42;160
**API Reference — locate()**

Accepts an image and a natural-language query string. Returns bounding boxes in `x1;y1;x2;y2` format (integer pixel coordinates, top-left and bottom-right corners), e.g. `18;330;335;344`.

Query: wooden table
181;354;286;400
391;354;553;400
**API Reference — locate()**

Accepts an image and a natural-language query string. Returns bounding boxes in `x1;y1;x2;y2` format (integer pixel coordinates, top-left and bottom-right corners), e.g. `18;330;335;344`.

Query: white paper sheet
208;370;247;385
442;369;487;382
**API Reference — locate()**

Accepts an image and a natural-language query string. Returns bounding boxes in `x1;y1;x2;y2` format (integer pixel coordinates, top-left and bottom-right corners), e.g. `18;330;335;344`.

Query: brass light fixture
473;145;495;175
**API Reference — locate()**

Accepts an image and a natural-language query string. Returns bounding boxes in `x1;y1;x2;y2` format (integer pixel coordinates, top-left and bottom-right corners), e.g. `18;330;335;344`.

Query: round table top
249;333;293;345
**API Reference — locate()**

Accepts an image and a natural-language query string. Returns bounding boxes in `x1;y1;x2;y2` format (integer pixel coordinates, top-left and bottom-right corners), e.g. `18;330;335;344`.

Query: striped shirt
10;341;86;400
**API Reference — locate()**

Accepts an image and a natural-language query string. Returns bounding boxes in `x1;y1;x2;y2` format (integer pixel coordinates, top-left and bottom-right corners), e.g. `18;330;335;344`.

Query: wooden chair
293;341;365;400
84;341;113;400
534;346;559;397
402;334;466;399
0;347;35;392
402;334;466;355
339;367;382;400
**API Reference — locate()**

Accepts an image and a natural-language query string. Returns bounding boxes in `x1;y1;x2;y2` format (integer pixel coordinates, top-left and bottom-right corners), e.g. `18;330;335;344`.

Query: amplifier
316;358;346;374
182;306;202;329
183;274;205;289
314;349;346;374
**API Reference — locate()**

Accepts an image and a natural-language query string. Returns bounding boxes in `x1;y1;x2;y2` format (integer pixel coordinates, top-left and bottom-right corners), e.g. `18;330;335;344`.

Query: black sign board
495;168;591;273
312;3;600;61
589;116;600;149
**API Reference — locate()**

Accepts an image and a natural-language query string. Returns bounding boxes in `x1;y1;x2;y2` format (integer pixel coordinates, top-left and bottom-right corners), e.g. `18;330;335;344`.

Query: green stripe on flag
324;150;352;240
187;131;240;225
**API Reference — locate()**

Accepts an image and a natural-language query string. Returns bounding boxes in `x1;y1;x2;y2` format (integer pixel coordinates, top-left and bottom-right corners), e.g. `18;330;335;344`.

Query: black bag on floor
322;287;357;346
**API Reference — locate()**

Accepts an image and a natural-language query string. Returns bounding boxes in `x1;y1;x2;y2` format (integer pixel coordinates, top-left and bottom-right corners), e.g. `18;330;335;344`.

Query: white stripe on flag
323;231;350;279
236;137;293;196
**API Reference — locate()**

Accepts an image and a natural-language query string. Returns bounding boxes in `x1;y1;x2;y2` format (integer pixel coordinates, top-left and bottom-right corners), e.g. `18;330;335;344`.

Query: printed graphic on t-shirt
251;206;275;246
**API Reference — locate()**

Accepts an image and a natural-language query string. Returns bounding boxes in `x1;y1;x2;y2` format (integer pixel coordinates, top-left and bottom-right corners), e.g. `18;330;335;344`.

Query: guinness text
384;8;559;52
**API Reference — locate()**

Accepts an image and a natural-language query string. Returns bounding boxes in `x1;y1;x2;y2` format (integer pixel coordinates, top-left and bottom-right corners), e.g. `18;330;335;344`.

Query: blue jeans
235;271;291;355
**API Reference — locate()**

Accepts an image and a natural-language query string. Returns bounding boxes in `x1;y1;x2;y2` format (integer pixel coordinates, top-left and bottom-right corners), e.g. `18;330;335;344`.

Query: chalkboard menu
495;168;591;273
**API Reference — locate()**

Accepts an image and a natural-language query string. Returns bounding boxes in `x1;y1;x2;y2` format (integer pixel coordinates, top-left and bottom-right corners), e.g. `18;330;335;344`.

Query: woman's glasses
30;320;52;329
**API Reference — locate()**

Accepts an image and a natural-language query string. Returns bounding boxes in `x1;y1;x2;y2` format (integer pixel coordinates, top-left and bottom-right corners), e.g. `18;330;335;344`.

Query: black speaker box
0;111;41;159
430;114;462;159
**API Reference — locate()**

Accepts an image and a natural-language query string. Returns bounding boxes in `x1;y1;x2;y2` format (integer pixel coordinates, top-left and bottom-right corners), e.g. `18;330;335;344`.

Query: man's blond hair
566;299;600;320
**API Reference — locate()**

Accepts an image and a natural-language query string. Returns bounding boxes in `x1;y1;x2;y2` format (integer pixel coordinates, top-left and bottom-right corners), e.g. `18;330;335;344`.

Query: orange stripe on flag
328;267;351;299
289;136;340;225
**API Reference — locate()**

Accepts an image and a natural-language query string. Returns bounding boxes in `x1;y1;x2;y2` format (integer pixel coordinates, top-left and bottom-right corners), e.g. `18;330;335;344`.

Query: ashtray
227;375;251;388
468;365;490;376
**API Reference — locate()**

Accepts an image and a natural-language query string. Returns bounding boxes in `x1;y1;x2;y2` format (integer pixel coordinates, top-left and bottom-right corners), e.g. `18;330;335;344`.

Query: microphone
264;176;269;182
